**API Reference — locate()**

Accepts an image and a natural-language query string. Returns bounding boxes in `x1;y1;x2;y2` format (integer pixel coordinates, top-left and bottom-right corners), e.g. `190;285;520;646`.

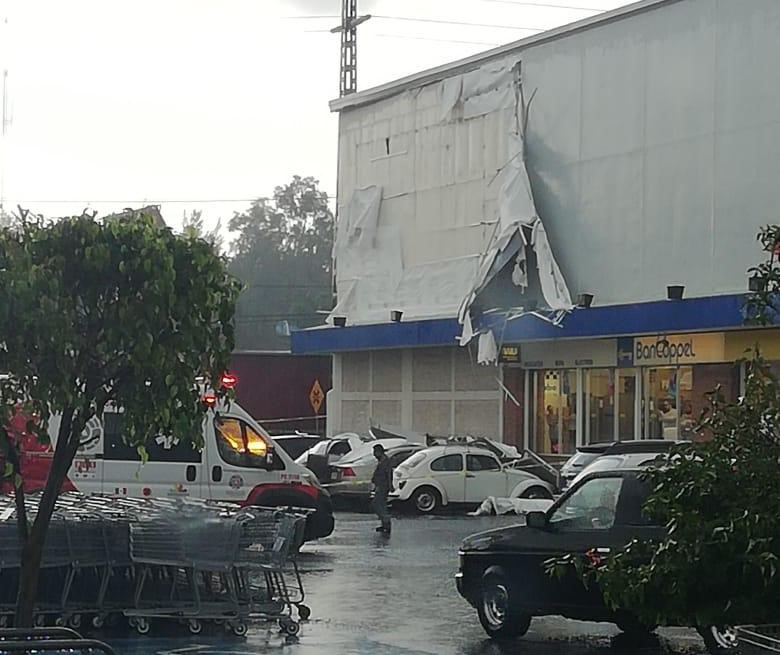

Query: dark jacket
371;455;393;494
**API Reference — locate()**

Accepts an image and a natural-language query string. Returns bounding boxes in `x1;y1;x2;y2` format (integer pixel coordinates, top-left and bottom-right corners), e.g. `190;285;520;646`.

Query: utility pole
1;15;9;214
331;0;371;97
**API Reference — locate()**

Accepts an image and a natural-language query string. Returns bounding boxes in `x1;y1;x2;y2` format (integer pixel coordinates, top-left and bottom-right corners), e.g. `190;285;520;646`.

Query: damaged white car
389;445;554;514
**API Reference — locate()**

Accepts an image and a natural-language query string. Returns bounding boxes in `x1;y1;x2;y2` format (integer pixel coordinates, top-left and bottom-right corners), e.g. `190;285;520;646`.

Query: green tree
182;208;224;253
228;175;333;349
548;226;780;636
0;209;241;625
0;206;15;228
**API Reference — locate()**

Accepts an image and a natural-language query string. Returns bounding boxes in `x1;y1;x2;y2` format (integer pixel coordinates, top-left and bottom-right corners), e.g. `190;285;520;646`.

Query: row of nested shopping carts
0;492;311;638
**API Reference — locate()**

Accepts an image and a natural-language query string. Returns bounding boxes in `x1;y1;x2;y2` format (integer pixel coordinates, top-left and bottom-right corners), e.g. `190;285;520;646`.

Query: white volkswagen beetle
389;445;554;514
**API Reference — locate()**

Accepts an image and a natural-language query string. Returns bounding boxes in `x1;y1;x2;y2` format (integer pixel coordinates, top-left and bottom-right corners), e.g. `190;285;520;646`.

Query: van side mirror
526;511;548;530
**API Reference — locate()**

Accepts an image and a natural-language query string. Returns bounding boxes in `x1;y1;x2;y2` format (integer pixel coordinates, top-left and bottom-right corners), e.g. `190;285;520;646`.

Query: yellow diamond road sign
309;379;324;414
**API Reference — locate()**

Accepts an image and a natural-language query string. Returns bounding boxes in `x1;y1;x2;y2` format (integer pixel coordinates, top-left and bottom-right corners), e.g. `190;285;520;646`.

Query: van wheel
477;568;531;640
519;486;553;500
411;487;440;513
697;625;738;654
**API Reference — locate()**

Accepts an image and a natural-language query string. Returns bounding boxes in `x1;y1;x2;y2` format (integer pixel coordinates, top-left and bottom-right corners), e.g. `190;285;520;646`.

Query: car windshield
549;476;624;530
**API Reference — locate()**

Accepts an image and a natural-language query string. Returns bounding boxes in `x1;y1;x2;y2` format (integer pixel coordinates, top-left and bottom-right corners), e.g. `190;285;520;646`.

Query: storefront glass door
584;369;614;443
533;370;576;454
617;369;637;439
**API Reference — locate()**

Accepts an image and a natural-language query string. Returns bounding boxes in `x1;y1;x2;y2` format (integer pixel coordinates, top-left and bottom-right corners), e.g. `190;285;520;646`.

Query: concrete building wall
333;348;501;437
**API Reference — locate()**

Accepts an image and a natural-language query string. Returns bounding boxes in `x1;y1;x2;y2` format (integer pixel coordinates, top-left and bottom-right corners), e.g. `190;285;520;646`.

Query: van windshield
215;416;269;468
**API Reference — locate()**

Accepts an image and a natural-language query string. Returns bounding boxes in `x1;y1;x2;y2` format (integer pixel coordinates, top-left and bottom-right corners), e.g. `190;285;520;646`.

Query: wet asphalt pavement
106;512;707;655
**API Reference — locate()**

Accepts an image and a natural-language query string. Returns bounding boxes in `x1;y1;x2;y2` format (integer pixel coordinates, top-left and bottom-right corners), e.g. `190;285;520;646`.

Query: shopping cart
0;493;313;637
231;507;309;636
736;625;780;654
0;626;117;654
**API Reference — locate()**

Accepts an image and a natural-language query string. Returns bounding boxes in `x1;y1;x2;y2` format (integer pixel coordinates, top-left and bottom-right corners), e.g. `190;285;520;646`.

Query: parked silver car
560;440;687;490
325;443;426;506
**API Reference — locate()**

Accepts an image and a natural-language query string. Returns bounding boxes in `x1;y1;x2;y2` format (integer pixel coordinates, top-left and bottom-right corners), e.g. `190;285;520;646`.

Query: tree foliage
228;175;333;349
0;209;241;624
182;209;224;253
745;225;780;324
548;226;780;628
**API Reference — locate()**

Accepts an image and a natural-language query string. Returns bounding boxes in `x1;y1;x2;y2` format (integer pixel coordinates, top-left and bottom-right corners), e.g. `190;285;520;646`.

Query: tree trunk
14;406;79;627
15;540;43;628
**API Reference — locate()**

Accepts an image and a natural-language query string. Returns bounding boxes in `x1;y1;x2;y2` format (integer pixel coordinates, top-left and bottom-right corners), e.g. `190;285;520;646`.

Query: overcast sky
0;0;628;240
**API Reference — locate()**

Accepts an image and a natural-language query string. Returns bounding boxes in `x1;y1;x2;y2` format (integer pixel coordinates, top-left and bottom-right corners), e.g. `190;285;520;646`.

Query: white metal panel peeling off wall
330;55;572;331
330;0;780;337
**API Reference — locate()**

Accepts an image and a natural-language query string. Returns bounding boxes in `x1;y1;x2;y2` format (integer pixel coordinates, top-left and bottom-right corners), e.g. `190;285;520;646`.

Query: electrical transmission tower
1;15;9;214
331;0;371;96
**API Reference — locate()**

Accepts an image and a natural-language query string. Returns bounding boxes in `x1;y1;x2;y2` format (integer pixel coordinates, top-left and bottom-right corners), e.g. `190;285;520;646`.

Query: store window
533;370;576;455
643;367;684;439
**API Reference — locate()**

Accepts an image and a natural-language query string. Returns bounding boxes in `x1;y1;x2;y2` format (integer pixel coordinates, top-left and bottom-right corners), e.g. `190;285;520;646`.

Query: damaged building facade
292;0;780;454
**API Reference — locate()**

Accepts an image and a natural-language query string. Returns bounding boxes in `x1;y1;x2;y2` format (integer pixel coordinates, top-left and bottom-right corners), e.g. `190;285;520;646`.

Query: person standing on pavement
371;444;392;534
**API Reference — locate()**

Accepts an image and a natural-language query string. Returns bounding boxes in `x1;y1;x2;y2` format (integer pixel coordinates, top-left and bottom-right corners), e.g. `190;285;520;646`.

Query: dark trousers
373;488;391;531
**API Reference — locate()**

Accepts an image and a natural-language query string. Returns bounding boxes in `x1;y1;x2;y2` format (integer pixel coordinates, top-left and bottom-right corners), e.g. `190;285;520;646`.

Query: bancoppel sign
632;333;725;366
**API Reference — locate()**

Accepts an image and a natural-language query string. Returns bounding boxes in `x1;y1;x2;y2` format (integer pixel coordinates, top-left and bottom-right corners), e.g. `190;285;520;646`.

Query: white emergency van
45;401;335;542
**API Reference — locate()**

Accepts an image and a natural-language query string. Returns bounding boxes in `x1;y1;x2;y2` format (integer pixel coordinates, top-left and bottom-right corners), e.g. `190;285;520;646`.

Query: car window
430;454;463;472
549;476;624;531
342;452;376;467
309;441;329;457
388;449;417;467
330;441;351;456
570;455;623;486
397;450;427;471
272;436;321;460
565;451;598;468
466;454;501;472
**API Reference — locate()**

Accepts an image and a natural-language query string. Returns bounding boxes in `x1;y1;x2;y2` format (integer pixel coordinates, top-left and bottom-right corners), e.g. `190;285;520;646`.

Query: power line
291;13;546;31
480;0;605;10
371;14;545;31
4;196;336;205
243;283;331;290
375;33;504;46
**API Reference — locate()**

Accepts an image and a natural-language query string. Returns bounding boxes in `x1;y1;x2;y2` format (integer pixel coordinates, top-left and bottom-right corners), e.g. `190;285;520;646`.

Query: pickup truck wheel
519;486;553;500
477;569;531;640
411;486;440;514
697;625;739;654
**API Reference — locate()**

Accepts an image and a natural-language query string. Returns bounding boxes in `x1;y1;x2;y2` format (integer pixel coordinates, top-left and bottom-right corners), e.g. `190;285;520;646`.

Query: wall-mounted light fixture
390;310;403;322
577;293;594;308
748;274;765;292
667;285;684;301
333;315;347;327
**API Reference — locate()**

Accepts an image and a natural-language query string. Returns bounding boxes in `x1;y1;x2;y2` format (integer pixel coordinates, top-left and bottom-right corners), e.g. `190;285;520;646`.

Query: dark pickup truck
456;469;737;654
